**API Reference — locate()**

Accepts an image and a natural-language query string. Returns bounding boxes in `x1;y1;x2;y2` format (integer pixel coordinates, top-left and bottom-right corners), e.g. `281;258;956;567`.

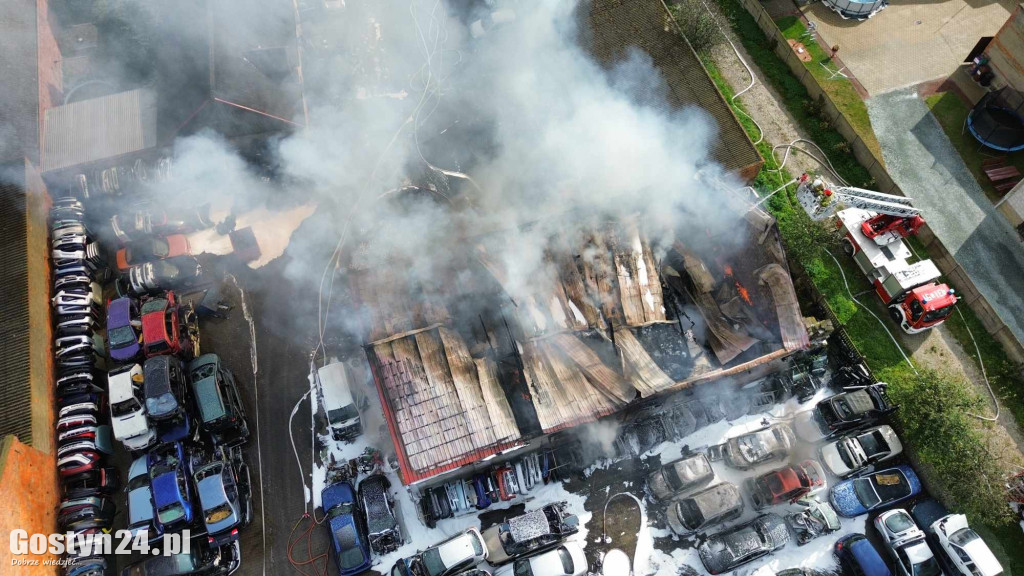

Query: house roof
42;89;158;172
0;0;41;162
0;163;32;444
583;0;762;177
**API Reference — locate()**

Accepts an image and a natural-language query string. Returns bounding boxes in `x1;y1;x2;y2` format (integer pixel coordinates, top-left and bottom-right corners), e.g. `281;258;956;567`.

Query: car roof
197;470;229;506
151;472;180;505
192;375;226;422
107;297;132;324
691;482;742;515
144;356;172;395
436;532;477;566
108;365;143;403
849;537;890;576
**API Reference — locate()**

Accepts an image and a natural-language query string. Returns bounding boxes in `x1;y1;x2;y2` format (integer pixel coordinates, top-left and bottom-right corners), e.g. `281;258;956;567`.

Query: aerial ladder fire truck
798;174;958;334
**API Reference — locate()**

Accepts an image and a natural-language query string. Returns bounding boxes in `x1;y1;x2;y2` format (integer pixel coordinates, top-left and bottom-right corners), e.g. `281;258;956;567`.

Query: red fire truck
799;175;958;334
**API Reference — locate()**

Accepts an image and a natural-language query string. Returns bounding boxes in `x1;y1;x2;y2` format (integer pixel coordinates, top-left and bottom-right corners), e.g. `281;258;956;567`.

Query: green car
188;354;250;447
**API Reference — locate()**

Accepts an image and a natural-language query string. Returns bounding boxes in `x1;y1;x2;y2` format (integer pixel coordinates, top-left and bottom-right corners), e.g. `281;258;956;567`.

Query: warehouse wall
0;436;59;575
987;3;1024;91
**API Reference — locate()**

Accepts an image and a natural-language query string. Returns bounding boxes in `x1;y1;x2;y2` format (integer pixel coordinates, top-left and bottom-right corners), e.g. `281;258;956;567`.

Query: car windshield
884;512;915;534
914;556;942;576
328;502;354;518
158;503;184;524
206;504;233;524
146;392;178;416
141;299;166;315
513;559;535;576
109;326;137;348
949;528;980;546
873;471;909;501
112;398;141;418
337;524;366;570
419;548;447;576
923;305;953;323
853;478;881;508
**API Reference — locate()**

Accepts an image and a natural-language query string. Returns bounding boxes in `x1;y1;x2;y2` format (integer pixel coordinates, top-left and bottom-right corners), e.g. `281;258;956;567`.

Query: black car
481;501;580;564
143;355;192;443
119;541;240;576
698;513;790;575
421;485;454;528
188;354;249;447
125;257;203;296
62;466;120;499
358;474;402;554
795;383;896;441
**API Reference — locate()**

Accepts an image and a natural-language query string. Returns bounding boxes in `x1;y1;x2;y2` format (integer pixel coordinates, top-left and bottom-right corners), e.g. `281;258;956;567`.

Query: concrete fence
736;0;1024;364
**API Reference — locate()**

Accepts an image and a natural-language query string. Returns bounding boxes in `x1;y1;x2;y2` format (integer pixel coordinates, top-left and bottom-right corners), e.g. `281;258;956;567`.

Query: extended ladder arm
831;186;921;218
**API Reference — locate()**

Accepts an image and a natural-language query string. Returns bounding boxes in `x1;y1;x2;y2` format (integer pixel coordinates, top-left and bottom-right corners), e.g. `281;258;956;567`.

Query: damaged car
723;424;795;470
392;529;487;576
358;473;401;555
126;257;203;296
482;501;579;564
105;297;141;363
108;364;156;451
115;234;192;272
785;497;842;545
194;448;252;548
646;452;714;501
820;425;903;478
111;204;211;244
794;383;896;442
830;465;922;518
666;482;744;536
698;512;790;575
492;542;588;576
746;459;827;510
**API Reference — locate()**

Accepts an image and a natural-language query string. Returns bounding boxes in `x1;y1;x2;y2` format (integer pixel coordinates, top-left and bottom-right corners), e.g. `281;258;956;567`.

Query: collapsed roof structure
350;193;809;484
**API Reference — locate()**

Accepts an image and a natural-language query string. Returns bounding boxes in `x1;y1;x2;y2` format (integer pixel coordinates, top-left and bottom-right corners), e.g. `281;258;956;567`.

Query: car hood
829;480;868;517
128;487;155;525
963;539;1003;575
113;412;150;440
820;442;852;476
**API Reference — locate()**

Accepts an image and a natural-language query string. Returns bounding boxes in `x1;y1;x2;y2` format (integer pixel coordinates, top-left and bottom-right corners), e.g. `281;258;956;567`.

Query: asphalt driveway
866;88;1024;347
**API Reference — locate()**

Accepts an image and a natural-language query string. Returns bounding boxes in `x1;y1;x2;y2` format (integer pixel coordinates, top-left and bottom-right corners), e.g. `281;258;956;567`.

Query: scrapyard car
189;354;249;447
126;456;162;542
108;364;157;451
723;424;795;470
492;542;587;576
106;297;141;363
785;497;841;545
111;205;211;244
666;482;744;536
698;513;790;575
911;502;1004;576
646;452;714;501
358;474;401;554
59;451;102;478
872;509;943;576
830;465;922;518
141;292;197;359
147;441;194;533
392;528;487;576
115;234;191;271
482;501;579;564
794;383;896;442
835;534;892;576
143;355;192;443
322;481;371;576
746;459;826;510
820;425;903;478
58;496;116;531
126;257;203;296
118;540;240;576
194;449;252;547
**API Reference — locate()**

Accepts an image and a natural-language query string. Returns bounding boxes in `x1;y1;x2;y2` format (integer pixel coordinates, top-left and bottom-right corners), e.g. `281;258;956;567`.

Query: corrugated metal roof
0;164;33;444
0;0;41;162
42;89;158;172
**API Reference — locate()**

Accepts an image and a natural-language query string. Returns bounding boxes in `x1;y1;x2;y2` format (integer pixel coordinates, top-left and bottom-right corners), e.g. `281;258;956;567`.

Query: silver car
646;453;714;501
873;509;943;576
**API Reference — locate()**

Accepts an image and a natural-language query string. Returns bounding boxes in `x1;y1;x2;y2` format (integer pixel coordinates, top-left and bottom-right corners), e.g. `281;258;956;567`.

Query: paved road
866;88;1024;347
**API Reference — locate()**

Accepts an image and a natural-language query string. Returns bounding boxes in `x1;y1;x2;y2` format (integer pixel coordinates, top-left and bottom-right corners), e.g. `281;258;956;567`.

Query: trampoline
821;0;888;20
968;87;1024;153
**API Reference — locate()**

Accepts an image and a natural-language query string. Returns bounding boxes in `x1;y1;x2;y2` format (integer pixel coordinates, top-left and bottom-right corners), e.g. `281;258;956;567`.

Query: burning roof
351;199;808;484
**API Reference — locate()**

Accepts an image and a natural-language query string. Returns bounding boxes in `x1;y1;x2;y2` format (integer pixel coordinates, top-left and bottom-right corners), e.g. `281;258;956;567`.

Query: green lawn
925;91;1024;203
774;16;884;164
703;2;1024;568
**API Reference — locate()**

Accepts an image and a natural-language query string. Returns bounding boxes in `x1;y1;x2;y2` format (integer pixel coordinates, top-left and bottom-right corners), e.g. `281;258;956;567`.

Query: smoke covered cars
698;513;790;574
126;257;203;296
746;459;827;510
481;501;579;564
723;424;795;470
115;234;192;271
794;383;896;442
666;482;745;536
645;452;714;501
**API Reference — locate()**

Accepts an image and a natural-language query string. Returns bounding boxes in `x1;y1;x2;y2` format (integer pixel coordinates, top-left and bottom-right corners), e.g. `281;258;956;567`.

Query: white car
108;364;157;451
820;425;903;477
392;528;487;576
873;509;943;576
931;515;1003;576
493;543;588;576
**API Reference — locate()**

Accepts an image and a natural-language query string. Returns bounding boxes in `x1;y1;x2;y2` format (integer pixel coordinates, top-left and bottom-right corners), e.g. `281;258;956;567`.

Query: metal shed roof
42;89;158;172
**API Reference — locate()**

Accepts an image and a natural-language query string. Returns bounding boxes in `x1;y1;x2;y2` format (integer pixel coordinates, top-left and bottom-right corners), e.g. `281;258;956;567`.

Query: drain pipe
599;492;645;576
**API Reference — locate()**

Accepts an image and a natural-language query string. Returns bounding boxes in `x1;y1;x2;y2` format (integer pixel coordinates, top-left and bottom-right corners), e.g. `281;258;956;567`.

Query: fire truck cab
837;208;957;334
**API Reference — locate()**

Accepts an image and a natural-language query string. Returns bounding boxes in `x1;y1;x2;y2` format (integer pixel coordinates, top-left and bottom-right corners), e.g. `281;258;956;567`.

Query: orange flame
736;281;752;306
723;265;734;277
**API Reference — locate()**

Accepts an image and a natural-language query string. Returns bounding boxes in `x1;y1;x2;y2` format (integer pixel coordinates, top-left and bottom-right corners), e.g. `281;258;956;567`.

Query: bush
668;0;723;54
887;369;1011;525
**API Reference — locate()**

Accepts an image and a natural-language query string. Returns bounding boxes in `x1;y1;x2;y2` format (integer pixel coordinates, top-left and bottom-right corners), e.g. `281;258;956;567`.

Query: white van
108;364;157;451
316;362;362;441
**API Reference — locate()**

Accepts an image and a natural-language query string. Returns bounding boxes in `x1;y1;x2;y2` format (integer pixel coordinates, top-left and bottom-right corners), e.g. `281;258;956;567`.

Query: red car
141;292;198;359
746;459;827;510
115;234;191;271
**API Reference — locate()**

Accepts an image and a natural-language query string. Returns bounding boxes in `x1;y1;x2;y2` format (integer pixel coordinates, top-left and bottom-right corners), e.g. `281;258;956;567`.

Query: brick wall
0;436;59;575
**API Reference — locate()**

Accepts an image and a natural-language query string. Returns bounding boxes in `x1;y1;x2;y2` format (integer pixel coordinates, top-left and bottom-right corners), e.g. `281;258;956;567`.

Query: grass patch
703;5;1024;568
925;91;1024;203
774;16;883;163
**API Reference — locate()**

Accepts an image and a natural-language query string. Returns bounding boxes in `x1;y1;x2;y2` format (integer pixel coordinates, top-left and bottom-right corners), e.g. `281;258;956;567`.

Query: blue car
835;534;892;576
147;442;194;533
830;465;921;517
126;456;162;542
322;481;372;576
